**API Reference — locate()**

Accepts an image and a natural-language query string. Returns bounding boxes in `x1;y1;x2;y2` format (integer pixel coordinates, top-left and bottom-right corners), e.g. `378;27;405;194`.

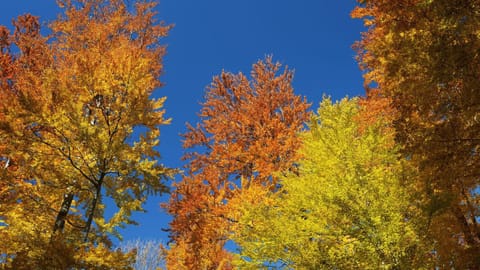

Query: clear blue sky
0;1;365;246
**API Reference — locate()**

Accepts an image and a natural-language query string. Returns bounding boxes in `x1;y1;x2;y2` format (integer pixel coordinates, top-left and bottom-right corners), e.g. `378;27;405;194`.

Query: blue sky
1;1;364;246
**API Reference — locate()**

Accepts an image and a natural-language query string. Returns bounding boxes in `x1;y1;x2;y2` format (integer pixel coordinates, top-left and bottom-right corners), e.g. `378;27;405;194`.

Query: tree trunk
84;175;103;242
53;191;74;233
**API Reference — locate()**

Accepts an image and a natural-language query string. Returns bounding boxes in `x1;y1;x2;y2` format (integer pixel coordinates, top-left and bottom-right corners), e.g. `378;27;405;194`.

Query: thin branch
33;136;97;186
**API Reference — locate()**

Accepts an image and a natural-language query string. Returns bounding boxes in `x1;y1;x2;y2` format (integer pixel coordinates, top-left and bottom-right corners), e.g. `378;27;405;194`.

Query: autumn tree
0;14;71;269
0;0;172;268
229;97;432;269
165;58;310;269
353;0;480;267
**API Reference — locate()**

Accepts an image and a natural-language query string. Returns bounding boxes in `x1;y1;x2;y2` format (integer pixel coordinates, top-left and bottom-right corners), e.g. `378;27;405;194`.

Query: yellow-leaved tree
229;97;432;269
0;0;173;268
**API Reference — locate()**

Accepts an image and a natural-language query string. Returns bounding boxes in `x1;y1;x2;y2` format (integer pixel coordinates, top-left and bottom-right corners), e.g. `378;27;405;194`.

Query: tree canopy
0;0;172;268
2;0;480;269
165;58;310;269
353;0;480;267
230;97;430;269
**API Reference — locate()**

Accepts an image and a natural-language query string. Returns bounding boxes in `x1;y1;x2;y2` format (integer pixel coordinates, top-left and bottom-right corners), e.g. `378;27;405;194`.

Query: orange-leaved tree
0;0;172;268
353;0;480;267
165;57;310;269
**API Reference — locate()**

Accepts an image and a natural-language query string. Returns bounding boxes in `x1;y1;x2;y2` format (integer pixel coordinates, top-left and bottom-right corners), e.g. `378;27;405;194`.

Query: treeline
1;0;479;269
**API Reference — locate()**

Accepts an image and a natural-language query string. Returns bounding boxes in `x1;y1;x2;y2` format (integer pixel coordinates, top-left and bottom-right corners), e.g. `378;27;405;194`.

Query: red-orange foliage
165;58;310;269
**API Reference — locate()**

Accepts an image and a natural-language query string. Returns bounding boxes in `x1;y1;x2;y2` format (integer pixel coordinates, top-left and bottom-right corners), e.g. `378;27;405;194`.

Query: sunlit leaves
165;57;310;269
231;98;429;269
0;0;172;267
353;0;480;267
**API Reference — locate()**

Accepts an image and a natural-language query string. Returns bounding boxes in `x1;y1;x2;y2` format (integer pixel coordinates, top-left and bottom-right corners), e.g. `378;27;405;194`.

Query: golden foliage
0;0;172;268
230;97;432;269
354;0;480;267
